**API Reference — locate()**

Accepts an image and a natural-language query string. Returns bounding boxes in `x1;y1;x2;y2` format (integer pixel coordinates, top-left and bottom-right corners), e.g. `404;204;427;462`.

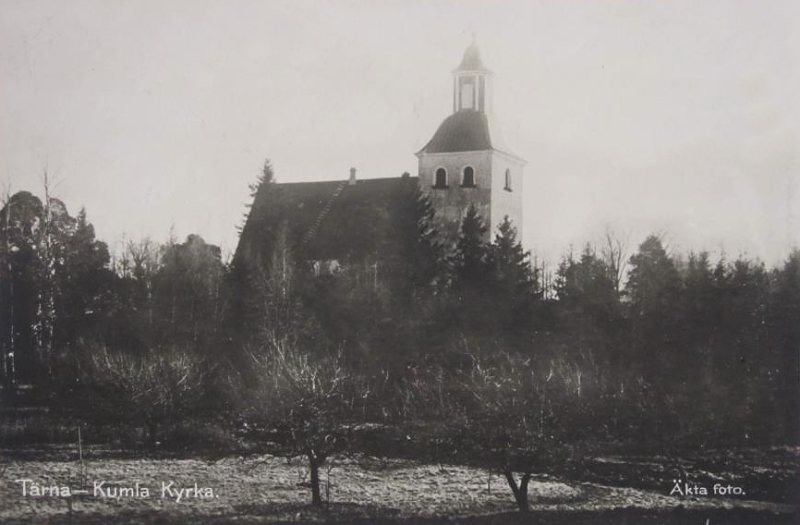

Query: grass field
1;447;797;525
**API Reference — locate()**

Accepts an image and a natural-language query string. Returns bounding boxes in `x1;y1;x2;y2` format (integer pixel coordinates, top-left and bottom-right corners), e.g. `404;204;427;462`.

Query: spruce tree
488;217;537;329
769;250;800;442
447;205;491;335
450;204;490;292
554;244;620;363
626;235;681;319
227;159;277;350
386;180;444;303
625;234;682;384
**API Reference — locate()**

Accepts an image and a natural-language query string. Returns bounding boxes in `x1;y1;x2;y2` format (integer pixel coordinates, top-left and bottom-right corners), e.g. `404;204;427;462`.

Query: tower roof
417;111;493;154
455;42;490;73
416;110;523;160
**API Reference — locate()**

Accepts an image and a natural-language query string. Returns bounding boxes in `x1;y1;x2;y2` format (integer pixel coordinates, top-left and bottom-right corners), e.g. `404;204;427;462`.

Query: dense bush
57;345;218;448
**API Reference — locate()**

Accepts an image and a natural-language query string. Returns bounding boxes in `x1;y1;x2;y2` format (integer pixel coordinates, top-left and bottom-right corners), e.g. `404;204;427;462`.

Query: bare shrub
65;345;211;448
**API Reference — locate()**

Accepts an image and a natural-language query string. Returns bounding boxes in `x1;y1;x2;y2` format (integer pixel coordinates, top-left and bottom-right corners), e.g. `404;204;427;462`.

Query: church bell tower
417;41;526;247
453;43;493;113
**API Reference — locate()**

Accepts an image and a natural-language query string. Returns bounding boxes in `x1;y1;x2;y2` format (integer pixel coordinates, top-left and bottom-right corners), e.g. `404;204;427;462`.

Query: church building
235;43;525;270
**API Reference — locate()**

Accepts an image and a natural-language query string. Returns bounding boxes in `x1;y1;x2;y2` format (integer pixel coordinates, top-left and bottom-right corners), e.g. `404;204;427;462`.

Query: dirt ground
0;449;797;525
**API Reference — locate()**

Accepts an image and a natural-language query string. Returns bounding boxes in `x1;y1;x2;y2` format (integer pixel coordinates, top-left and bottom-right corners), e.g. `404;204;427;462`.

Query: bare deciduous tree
600;227;631;295
407;351;595;513
0;179;15;387
33;168;60;378
127;237;161;329
248;336;371;507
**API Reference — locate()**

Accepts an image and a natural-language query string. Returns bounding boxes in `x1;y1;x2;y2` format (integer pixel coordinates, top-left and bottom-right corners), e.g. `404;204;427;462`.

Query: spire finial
455;36;489;73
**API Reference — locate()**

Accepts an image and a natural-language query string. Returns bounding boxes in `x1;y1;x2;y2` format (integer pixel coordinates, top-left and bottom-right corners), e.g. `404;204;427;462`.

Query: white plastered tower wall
489;150;526;241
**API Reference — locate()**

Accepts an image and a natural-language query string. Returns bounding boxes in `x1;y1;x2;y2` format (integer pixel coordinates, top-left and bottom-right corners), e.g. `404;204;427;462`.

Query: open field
1;447;798;525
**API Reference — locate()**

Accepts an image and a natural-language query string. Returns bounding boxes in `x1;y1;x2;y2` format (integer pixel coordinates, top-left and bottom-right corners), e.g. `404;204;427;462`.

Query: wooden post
77;426;85;485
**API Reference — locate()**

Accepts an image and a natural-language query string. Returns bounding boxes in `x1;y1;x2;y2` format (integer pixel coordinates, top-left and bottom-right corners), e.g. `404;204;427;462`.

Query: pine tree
56;207;113;350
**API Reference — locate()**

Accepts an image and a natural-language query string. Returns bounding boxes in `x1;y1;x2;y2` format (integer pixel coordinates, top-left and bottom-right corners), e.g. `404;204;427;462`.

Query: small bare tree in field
409;351;595;513
248;336;371;507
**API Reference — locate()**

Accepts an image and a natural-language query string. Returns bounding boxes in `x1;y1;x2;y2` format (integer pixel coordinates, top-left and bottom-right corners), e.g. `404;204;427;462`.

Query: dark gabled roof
417;110;493;155
236;176;420;266
455;43;489;73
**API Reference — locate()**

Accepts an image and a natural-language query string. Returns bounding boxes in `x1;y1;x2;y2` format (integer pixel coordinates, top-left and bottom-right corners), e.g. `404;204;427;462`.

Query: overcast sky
1;0;798;266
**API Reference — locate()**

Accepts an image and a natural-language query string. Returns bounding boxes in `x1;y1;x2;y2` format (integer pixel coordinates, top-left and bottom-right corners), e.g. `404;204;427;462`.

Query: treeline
0;164;798;512
0;190;227;387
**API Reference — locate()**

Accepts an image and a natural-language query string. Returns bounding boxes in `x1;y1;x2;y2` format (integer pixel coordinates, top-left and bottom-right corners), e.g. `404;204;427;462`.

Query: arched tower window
434;167;448;188
504;169;512;191
462;166;475;187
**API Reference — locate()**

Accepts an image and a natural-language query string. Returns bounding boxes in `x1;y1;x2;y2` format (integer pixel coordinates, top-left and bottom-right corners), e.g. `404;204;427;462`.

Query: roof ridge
275;176;413;187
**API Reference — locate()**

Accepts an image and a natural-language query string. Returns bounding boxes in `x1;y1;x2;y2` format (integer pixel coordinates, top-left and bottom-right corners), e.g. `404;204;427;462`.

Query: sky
1;0;798;266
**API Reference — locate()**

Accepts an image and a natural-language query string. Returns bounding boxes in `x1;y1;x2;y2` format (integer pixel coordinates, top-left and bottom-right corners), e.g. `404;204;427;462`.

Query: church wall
489;152;525;243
